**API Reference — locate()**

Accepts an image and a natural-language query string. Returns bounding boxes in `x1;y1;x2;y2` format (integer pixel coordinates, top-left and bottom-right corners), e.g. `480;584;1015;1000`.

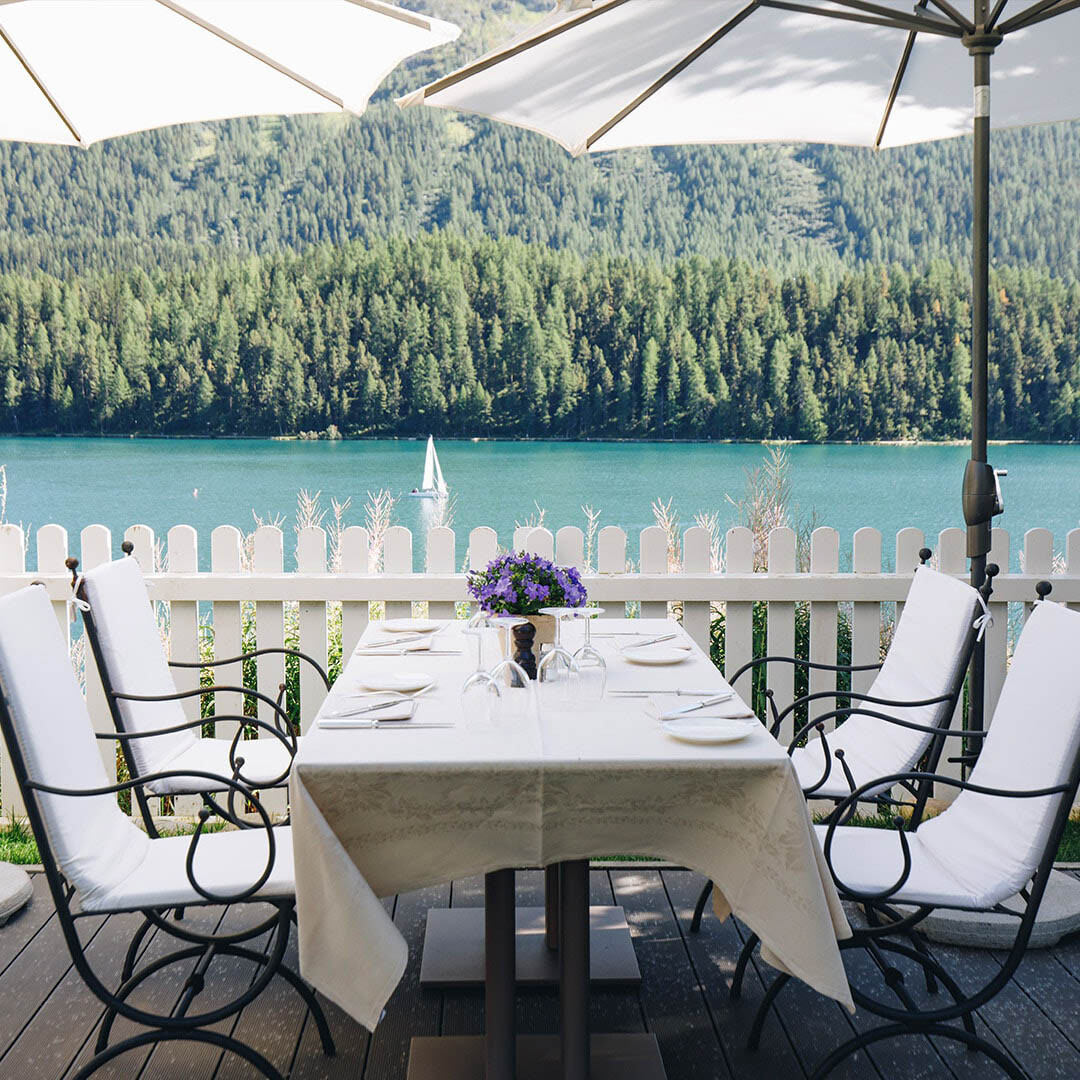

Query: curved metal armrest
169;647;330;691
821;771;1069;904
112;683;297;745
777;688;955;740
786;697;978;748
728;654;882;689
25;770;278;905
95;713;297;788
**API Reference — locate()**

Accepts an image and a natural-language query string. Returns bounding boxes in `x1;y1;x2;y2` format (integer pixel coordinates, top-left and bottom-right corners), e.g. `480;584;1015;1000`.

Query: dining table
289;616;853;1080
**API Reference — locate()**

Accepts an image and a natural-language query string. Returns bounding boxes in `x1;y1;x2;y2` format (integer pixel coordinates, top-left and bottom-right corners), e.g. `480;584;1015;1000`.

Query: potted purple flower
467;551;587;647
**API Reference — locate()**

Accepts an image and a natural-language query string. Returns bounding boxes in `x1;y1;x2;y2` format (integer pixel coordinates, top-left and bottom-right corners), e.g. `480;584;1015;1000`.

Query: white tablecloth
290;618;853;1030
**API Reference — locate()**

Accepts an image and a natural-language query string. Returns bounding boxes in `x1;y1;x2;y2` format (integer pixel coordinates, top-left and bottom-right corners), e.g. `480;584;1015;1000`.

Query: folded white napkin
319;699;416;726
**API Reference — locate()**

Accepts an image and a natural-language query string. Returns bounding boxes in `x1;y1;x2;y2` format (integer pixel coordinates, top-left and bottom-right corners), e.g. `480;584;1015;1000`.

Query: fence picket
254;525;286;815
937;528;968;791
809;527;839;730
296;526;329;734
682;526;711;651
339;526;370;659
597;527;627;617
985;527;1010;721
468;527;498;571
426;526;456;621
555;526;585;573
80;525;115;786
724;527;754;686
523;527;554;562
1068;529;1080;613
894;527;924;626
384;526;413;621
851;528;882;699
167;526;200;817
1023;528;1054;622
37;525;70;636
0;526;24;817
766;528;797;746
124;526;159;817
639;526;668;619
210;525;244;747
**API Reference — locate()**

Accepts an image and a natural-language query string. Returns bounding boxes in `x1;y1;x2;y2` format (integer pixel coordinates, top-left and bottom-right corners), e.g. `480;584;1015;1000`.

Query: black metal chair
0;583;335;1079
744;590;1080;1079
692;558;994;933
73;548;329;834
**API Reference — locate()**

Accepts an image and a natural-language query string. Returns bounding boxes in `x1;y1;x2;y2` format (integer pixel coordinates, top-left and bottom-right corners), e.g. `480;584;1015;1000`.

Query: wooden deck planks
0;870;1077;1080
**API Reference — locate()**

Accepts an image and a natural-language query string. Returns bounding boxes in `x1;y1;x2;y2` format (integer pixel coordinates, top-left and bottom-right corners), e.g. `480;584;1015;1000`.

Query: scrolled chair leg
74;1028;285;1080
807;1022;1025;1080
747;971;790;1051
120;914;155;983
690;879;713;933
729;931;760;1001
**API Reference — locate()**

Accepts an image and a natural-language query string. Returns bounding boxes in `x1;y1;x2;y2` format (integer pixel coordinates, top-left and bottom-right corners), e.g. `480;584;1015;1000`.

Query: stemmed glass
487;614;535;720
460;612;500;722
537;607;580;704
571;606;606;701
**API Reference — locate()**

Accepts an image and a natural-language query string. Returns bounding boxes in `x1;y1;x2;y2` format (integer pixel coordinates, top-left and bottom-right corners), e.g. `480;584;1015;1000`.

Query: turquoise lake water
2;438;1078;572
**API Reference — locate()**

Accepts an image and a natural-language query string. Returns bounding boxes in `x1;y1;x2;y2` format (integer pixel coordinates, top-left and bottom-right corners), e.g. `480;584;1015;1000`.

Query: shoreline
0;433;1072;448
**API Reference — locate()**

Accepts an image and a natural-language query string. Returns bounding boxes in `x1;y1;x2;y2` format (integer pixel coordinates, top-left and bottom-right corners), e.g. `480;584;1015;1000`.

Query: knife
660;692;738;719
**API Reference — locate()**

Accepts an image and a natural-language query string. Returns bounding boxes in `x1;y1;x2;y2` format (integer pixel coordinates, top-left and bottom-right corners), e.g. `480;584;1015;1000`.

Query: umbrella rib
1002;0;1080;27
416;0;631;98
875;30;916;148
761;0;962;35
924;0;976;30
827;0;964;30
997;0;1065;30
583;3;760;152
985;0;1009;28
153;0;343;109
345;0;433;32
0;21;82;144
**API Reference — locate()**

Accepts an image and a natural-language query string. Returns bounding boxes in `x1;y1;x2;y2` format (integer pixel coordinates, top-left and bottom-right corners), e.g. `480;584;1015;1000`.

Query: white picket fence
1;518;1078;820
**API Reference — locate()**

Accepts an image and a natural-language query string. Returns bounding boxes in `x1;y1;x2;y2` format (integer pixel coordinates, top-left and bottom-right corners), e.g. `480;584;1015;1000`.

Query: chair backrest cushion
0;586;148;906
919;600;1080;907
814;566;979;772
81;557;194;775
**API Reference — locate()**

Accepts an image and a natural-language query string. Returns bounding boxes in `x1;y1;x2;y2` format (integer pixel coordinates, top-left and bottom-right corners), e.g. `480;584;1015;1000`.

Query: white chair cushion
84;825;295;913
916;601;1080;909
147;735;301;795
815;824;988;908
0;587;150;909
797;567;978;795
81;557;195;776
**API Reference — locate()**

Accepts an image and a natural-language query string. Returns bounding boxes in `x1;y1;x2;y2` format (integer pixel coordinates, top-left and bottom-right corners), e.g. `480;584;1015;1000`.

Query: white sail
421;436;436;491
431;441;447;494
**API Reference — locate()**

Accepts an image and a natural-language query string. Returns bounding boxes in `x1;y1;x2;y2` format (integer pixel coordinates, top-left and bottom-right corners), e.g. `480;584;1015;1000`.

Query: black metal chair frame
741;736;1080;1080
0;664;336;1080
690;555;998;933
69;553;330;836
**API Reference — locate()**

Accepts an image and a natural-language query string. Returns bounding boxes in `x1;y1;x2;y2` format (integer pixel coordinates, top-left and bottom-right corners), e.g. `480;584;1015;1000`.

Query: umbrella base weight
419;906;641;988
407;1033;666;1080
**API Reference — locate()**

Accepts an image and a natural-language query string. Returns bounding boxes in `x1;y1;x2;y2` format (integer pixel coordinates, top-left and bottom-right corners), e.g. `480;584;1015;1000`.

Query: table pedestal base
406;1034;667;1080
420;906;641;988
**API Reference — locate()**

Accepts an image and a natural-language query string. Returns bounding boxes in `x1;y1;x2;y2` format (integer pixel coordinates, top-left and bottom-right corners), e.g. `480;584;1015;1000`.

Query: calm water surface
3;438;1078;571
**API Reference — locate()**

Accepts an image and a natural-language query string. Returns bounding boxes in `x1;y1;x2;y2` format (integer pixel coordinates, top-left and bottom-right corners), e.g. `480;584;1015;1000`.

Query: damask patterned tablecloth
290;619;853;1031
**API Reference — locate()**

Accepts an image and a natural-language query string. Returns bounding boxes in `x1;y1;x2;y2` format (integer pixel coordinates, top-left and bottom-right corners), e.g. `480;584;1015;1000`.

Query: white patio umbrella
0;0;459;147
402;0;1080;736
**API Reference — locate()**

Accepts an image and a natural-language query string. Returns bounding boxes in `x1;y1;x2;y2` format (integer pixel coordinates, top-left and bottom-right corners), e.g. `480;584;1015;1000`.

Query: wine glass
572;606;606;701
537;607;580;704
486;615;535;721
461;614;500;724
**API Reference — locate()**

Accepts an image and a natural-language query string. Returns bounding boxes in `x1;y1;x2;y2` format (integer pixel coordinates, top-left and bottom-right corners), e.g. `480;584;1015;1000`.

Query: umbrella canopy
403;0;1080;738
399;0;1079;153
0;0;459;147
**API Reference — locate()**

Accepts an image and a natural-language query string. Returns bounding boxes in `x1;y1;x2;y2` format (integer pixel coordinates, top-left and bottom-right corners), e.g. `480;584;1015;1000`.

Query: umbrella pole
962;20;1002;760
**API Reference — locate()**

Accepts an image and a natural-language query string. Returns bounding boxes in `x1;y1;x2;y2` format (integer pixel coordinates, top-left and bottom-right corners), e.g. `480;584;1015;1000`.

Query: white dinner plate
381;619;442;634
661;717;756;745
623;648;690;666
356;671;437;694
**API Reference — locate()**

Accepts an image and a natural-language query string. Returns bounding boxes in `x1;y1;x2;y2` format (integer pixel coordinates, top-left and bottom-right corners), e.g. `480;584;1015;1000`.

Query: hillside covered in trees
1;233;1076;441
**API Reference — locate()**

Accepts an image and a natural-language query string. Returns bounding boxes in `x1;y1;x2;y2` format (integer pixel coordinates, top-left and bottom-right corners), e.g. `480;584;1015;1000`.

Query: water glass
572;606;606;701
460;619;500;725
537;607;580;705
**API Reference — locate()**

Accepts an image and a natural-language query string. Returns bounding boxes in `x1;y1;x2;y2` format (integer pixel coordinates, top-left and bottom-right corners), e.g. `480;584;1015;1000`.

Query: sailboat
408;435;448;498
